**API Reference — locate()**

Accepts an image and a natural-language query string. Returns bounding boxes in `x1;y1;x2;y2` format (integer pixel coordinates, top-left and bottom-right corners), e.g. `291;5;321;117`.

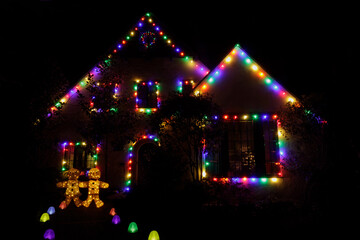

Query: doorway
130;141;160;187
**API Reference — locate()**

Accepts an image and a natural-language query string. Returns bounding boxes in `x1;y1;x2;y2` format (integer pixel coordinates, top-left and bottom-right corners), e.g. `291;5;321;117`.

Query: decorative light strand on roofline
112;12;209;76
48;12;209;117
194;44;296;104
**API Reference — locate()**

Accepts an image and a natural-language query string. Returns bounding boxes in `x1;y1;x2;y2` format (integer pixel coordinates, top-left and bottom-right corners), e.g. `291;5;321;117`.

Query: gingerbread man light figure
82;168;109;208
56;168;83;208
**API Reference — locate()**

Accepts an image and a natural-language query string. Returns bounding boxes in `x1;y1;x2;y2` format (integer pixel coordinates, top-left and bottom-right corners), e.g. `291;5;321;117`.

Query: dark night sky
1;2;358;118
1;2;357;230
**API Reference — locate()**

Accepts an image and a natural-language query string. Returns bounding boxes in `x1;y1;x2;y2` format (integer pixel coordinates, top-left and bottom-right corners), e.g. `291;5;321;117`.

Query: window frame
61;142;100;171
134;80;160;113
204;114;281;178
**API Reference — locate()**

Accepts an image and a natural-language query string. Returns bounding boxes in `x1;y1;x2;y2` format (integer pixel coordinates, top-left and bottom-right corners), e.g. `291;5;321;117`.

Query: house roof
49;12;210;115
49;13;296;116
193;44;296;113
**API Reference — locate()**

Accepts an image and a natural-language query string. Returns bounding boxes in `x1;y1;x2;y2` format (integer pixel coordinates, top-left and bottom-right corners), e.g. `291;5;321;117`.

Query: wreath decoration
140;31;156;48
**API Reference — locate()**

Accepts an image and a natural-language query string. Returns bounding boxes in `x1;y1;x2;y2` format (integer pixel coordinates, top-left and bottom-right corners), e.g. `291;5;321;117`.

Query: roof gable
49;12;209;115
193;44;296;113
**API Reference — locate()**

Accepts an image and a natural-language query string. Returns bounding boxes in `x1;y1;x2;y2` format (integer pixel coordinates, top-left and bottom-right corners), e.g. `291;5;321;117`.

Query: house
43;13;296;191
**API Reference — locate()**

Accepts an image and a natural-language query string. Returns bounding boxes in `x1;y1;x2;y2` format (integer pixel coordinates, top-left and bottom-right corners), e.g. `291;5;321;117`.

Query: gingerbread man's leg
94;195;104;208
73;197;82;207
82;195;93;207
64;197;72;208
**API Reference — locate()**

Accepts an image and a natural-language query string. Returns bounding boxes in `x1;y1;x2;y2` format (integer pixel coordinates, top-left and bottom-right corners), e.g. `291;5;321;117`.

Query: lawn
37;183;340;240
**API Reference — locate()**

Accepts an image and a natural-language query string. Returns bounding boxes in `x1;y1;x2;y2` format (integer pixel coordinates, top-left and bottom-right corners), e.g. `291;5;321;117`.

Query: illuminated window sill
210;177;282;184
136;108;158;114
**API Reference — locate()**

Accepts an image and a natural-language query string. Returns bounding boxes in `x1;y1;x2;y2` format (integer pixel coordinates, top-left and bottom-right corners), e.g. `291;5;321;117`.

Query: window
135;80;160;113
206;115;280;178
61;142;100;171
178;79;194;96
227;120;256;176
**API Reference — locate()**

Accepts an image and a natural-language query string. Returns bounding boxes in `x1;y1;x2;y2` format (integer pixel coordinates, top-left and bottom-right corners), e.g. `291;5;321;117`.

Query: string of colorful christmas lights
134;79;160;114
194;44;296;105
125;134;160;192
201;113;284;181
49;13;296;189
48;12;209;116
218;113;278;121
211;177;281;184
61;141;101;172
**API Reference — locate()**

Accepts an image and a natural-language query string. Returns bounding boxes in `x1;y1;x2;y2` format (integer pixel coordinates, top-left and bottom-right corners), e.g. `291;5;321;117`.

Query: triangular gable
49;12;210;115
193;44;296;113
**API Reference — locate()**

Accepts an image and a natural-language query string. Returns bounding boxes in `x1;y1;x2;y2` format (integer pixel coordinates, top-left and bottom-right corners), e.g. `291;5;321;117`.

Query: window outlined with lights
134;80;160;113
177;79;195;96
61;142;100;171
203;114;282;179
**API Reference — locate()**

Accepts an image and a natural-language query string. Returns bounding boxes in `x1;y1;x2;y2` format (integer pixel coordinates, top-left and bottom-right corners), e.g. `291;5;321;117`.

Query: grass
37;183;343;240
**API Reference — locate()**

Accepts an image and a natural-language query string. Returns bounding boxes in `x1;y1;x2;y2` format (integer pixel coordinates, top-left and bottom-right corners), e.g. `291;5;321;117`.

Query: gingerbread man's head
88;168;101;180
64;168;80;180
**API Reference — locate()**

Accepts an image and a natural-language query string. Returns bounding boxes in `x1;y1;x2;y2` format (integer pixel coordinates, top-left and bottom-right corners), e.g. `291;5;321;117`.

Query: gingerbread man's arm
56;181;68;188
79;181;88;188
99;181;109;189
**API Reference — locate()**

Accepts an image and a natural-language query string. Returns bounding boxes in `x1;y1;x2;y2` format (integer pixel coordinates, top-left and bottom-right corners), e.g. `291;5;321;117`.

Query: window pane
61;142;98;171
207;118;279;178
136;81;159;109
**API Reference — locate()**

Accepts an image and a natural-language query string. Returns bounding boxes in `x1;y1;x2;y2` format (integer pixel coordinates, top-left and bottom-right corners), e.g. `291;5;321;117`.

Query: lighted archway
124;135;160;192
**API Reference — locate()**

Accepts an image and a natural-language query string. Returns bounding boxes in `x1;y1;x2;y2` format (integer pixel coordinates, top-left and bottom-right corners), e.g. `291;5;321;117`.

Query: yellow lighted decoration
40;213;50;222
82;168;109;208
148;230;160;240
56;168;83;208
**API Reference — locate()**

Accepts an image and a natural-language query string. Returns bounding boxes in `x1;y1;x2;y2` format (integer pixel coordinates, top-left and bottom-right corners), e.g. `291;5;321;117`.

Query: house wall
194;45;295;114
44;56;208;190
43;45;297;192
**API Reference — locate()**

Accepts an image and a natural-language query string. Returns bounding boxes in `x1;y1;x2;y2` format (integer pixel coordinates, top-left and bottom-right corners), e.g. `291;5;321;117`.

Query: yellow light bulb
271;177;278;182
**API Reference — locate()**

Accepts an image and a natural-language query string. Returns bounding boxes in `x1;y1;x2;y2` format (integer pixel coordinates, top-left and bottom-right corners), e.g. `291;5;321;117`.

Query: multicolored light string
177;79;195;93
125;134;159;192
134;79;160;114
61;141;101;172
48;12;209;116
194;44;296;105
202;113;284;180
219;113;278;121
211;177;281;184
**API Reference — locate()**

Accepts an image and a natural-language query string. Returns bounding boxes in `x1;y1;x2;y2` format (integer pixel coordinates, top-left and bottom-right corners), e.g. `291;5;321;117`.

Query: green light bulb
128;222;138;233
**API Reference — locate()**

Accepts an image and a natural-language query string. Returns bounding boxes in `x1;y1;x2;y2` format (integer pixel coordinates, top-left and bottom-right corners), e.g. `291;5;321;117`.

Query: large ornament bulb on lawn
82;168;109;208
56;168;82;208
